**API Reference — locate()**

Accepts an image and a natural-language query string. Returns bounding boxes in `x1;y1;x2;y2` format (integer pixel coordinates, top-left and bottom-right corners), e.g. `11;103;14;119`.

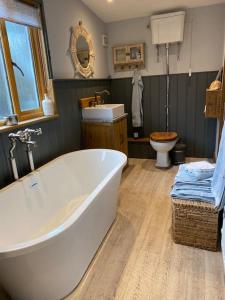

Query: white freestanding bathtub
0;149;127;300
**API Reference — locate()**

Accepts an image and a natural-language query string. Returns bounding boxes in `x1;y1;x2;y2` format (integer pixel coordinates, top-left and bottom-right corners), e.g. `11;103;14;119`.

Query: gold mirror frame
70;22;95;78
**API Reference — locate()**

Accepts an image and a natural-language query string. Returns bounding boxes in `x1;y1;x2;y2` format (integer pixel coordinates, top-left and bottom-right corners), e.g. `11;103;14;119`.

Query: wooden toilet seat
150;132;178;142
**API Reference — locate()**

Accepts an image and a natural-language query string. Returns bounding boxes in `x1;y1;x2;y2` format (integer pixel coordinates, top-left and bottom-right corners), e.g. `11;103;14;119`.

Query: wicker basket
171;198;220;251
205;89;222;118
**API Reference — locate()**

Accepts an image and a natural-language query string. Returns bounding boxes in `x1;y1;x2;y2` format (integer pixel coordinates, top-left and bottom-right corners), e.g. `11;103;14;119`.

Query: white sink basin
82;104;125;121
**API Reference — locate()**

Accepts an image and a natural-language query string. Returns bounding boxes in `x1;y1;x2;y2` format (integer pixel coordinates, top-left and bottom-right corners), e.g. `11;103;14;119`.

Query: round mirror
76;35;90;68
70;22;95;78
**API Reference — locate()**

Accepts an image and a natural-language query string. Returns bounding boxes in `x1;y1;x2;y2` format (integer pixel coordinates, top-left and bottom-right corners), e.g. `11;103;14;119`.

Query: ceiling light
107;0;114;3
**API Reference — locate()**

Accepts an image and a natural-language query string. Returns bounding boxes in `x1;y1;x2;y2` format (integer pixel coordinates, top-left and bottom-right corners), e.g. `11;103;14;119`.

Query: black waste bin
171;143;186;165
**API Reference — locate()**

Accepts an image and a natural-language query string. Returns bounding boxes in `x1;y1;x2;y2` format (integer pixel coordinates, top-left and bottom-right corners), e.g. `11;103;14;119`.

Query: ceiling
82;0;225;23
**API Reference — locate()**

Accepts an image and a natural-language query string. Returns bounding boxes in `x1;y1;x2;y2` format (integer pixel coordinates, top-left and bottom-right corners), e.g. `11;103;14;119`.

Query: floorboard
66;159;225;300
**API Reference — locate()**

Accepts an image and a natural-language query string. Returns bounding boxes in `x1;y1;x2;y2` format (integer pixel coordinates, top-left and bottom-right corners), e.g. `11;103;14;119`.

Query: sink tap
94;90;110;106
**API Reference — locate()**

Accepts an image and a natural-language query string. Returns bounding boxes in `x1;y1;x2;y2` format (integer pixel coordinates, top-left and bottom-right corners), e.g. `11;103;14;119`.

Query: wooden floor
66;159;225;300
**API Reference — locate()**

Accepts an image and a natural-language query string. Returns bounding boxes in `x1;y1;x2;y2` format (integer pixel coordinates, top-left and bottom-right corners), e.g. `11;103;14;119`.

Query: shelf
113;43;145;72
128;137;149;143
0;115;59;134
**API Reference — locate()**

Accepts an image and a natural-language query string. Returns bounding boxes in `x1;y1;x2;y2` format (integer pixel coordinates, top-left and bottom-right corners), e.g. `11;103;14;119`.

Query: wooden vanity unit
82;114;128;156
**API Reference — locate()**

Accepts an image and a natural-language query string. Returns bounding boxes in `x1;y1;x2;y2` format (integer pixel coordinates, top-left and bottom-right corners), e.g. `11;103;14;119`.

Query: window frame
0;18;47;125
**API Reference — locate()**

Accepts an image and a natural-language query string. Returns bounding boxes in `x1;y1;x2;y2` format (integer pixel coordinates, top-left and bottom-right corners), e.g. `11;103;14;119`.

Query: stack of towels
171;120;225;211
171;161;215;204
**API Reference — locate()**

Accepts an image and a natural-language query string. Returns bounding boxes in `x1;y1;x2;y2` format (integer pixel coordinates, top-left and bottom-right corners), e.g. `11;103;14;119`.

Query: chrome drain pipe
165;43;170;132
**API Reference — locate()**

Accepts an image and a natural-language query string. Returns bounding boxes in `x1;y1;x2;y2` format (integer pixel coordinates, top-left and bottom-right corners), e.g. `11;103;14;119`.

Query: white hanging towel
132;70;144;127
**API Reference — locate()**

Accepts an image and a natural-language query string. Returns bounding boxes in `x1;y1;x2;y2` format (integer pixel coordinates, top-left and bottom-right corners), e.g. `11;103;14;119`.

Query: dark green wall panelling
0;79;111;190
111;72;217;159
0;72;217;190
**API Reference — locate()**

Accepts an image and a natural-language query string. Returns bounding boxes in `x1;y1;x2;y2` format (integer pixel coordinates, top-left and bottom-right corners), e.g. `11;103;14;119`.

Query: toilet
150;132;178;168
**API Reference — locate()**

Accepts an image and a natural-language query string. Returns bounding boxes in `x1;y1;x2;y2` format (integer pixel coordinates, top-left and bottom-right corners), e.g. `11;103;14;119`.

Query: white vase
42;94;54;116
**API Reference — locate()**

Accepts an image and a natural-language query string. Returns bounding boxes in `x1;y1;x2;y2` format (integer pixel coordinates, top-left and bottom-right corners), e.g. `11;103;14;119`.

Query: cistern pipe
165;43;170;132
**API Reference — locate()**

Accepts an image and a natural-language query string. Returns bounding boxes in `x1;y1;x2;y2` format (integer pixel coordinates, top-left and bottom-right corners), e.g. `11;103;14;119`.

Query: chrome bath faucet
8;128;42;180
21;128;42;172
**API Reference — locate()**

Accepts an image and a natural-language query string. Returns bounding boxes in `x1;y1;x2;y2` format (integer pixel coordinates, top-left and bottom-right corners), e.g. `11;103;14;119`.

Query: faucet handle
8;133;17;142
23;128;42;135
36;128;42;136
8;133;15;138
8;132;22;140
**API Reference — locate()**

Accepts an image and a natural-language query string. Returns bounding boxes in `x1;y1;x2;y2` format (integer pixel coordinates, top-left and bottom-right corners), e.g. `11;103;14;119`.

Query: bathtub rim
0;149;127;259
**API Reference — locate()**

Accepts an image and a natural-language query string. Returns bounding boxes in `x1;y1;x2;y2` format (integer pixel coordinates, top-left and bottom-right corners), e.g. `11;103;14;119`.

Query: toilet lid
150;132;178;142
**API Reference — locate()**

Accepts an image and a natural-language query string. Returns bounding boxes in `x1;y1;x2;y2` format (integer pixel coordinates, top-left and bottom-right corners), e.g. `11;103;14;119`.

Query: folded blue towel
171;185;214;204
174;184;211;192
171;120;225;210
175;164;214;183
171;163;215;204
175;181;212;187
183;161;215;170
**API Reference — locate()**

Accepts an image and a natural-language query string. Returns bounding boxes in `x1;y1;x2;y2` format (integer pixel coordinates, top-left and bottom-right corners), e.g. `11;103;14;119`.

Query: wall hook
156;45;160;63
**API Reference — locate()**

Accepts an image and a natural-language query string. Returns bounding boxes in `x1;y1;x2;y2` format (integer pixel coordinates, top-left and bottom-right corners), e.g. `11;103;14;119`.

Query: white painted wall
43;0;109;79
223;15;225;60
43;2;225;80
106;4;225;78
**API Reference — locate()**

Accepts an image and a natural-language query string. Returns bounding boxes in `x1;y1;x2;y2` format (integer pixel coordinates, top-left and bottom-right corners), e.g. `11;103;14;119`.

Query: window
0;18;47;125
0;41;13;120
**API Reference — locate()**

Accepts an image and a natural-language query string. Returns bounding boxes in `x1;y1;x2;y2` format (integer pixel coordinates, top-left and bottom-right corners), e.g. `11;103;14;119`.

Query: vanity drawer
82;115;128;156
